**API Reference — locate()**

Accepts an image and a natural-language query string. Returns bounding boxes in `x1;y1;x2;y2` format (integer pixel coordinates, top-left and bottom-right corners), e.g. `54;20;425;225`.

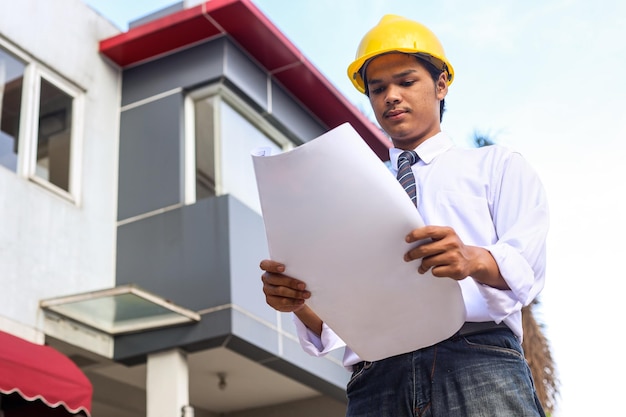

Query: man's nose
385;85;402;105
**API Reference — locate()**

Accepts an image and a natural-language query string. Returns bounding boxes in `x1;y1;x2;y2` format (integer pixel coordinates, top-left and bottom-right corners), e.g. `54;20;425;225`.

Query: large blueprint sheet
252;123;465;361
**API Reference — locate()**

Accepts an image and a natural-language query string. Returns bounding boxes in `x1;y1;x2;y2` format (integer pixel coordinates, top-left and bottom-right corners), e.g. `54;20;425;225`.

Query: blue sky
83;1;626;415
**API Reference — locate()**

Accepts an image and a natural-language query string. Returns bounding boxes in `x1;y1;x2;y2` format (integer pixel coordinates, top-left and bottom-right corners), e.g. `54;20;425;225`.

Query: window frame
184;82;293;206
1;38;84;204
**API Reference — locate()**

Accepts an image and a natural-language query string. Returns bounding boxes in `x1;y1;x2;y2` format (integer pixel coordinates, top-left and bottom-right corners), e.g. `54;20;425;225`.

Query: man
260;14;548;417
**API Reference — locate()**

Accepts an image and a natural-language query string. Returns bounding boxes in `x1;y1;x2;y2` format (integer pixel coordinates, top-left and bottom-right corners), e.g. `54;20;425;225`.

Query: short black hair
417;56;446;122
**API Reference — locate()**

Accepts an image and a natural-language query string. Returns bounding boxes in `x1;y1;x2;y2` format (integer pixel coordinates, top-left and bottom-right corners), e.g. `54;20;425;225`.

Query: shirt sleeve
292;314;346;356
480;151;549;321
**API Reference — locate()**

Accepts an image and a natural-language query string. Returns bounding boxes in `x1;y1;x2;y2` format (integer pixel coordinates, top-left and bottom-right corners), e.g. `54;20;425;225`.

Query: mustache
383;106;411;118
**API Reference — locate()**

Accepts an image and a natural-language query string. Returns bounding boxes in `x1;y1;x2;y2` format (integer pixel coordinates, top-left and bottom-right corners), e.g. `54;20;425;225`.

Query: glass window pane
219;100;282;213
40;286;200;335
36;78;73;191
195;97;216;200
0;47;25;173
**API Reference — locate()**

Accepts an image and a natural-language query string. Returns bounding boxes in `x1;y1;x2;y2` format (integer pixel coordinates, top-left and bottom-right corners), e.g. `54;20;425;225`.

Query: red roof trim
0;331;92;416
99;0;390;159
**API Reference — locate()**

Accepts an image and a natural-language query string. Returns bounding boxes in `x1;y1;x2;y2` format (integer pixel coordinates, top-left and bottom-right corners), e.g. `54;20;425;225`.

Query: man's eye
370;87;385;95
401;80;416;87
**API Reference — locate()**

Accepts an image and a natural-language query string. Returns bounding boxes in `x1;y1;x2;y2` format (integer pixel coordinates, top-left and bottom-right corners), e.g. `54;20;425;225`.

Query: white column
146;349;189;417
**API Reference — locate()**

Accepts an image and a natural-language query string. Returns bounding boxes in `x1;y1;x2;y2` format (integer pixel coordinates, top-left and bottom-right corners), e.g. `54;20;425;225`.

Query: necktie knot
398;150;419;167
396;150;419;206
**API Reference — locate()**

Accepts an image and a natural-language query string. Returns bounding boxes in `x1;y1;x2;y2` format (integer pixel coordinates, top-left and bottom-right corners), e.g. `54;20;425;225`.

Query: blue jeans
346;329;546;417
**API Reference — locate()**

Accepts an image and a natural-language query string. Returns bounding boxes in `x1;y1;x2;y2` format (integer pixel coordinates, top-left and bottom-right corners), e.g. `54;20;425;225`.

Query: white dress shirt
293;132;549;367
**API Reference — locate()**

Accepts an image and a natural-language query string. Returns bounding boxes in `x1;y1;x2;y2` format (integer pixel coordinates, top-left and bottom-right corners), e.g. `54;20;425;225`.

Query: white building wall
0;0;122;340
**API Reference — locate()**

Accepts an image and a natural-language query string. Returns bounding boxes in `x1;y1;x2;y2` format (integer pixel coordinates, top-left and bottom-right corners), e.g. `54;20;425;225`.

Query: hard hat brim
348;49;454;94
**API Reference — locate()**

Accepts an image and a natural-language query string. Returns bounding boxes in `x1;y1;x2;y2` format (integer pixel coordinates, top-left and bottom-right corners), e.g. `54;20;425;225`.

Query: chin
383;120;415;137
388;129;416;143
390;133;426;150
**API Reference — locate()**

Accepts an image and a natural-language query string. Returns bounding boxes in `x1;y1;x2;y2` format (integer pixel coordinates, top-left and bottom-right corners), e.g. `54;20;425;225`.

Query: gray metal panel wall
114;195;349;397
120;36;325;140
117;36;327;221
227;196;277;325
121;39;227;106
269;80;326;141
116;195;279;335
114;33;345;390
223;41;269;111
118;92;183;220
120;37;270;111
116;196;232;310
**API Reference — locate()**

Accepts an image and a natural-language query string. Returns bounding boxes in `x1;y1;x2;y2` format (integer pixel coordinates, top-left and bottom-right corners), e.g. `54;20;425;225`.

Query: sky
83;1;626;415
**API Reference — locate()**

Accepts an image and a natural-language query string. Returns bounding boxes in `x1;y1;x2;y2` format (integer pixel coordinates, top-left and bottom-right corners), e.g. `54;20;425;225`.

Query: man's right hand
260;260;324;336
260;259;311;313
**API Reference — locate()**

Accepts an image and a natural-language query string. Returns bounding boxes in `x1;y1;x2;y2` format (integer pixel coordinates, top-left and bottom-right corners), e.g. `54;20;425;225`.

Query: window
0;47;24;173
35;78;74;191
187;84;292;214
0;42;82;201
194;96;217;200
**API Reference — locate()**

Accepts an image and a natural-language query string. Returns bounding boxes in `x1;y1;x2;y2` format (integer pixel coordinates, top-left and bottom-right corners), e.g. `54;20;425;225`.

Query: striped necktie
397;150;419;206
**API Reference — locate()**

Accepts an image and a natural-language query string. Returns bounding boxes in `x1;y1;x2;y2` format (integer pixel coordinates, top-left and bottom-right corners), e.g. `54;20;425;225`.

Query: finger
404;246;421;262
405;225;451;243
262;271;308;291
418;253;444;274
265;295;305;312
428;265;465;280
405;226;461;262
419;253;468;280
262;273;310;298
405;225;439;243
259;259;285;273
405;227;429;243
404;238;439;262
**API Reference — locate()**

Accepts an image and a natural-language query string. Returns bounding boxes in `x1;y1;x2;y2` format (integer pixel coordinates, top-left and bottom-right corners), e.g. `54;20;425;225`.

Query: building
0;0;389;416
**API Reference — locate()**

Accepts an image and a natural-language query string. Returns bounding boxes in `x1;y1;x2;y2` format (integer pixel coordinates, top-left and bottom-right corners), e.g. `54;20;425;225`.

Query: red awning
0;331;92;416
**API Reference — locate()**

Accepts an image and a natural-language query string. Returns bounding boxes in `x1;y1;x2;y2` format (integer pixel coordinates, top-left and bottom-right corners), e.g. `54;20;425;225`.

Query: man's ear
436;72;448;99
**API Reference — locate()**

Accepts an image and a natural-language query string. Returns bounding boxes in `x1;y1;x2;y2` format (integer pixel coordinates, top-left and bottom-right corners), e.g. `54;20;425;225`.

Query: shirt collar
388;132;454;169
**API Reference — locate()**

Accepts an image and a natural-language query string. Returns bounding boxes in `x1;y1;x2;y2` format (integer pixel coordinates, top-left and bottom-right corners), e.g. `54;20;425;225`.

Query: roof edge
99;0;390;159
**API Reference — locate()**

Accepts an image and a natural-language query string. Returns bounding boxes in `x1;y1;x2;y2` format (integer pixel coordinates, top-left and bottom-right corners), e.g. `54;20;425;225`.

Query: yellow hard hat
347;15;455;94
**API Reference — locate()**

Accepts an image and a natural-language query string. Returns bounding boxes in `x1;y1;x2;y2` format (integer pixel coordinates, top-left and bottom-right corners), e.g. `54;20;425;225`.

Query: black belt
457;321;510;337
351;321;509;373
